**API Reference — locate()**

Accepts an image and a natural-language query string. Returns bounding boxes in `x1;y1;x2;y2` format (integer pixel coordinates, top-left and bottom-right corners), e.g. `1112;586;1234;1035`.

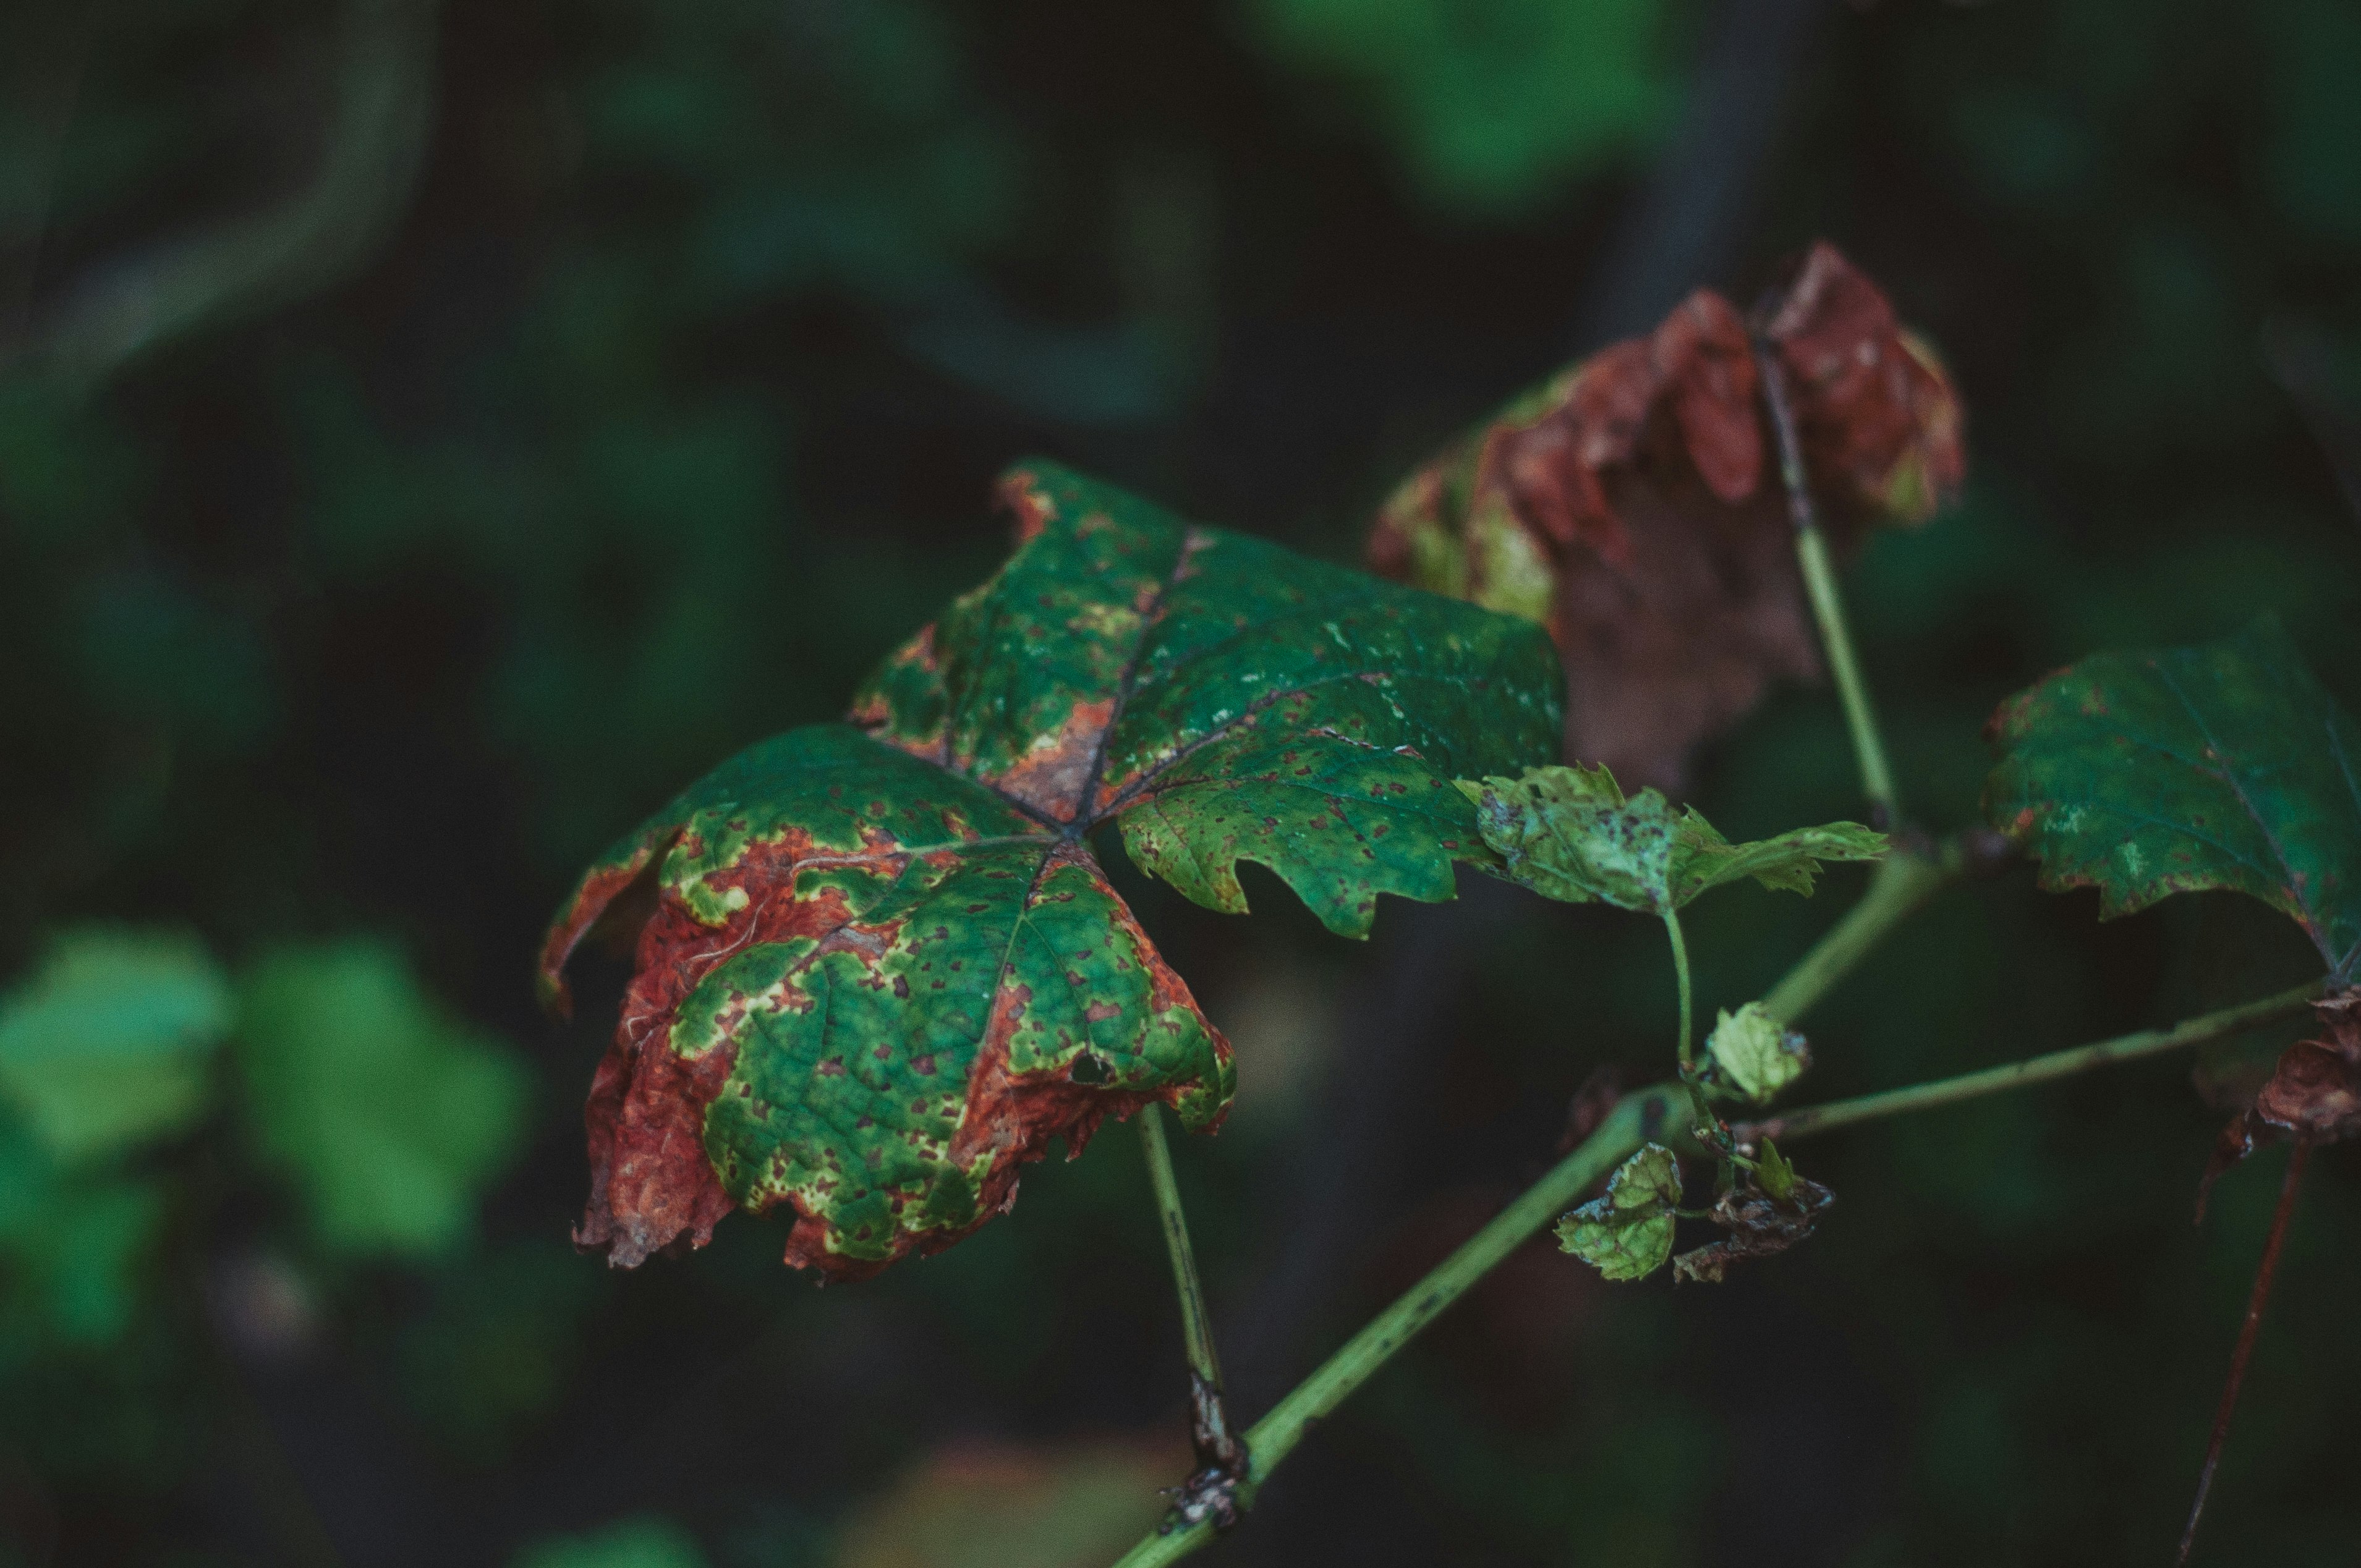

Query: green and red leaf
1983;621;2361;978
540;462;1562;1278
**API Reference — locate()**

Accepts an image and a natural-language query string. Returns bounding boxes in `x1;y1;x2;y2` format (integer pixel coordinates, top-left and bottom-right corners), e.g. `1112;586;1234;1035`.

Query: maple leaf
1368;241;1964;789
538;462;1562;1278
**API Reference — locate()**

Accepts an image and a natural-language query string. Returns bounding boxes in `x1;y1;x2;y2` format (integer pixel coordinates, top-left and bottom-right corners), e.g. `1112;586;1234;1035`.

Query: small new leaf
1458;764;1886;915
1706;1003;1810;1105
1985;620;2361;978
1755;1137;1798;1203
1556;1142;1680;1282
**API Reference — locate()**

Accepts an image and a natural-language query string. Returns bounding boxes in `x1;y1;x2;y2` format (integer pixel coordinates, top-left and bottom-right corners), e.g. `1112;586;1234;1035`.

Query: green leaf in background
0;928;232;1164
1555;1142;1680;1282
540;460;1562;1279
236;941;529;1259
1704;1002;1810;1106
1458;765;1887;915
0;1122;166;1347
512;1517;709;1568
1984;620;2361;978
1240;0;1676;216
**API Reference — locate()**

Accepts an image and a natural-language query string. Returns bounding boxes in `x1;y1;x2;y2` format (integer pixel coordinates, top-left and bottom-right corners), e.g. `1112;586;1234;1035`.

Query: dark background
4;1;2359;1564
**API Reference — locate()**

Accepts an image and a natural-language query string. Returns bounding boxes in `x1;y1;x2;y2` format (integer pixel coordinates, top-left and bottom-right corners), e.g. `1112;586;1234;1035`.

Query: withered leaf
1671;1172;1834;1286
1369;242;1963;790
2201;990;2360;1210
538;462;1562;1279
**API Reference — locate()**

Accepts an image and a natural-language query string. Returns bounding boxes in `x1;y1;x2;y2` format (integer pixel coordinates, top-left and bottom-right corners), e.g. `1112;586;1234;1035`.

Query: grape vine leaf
1705;1002;1810;1105
1556;1142;1680;1281
538;460;1563;1279
1983;620;2361;980
1457;763;1886;915
1369;241;1965;789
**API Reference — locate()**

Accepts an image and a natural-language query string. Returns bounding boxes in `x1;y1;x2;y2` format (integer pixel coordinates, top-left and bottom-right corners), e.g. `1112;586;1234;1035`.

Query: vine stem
1110;1087;1688;1568
1757;344;1900;824
1732;980;2323;1148
1107;977;2318;1567
2178;1139;2310;1566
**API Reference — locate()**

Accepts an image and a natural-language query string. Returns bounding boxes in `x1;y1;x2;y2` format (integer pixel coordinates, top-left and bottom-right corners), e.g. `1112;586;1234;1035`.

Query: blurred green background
2;1;2358;1564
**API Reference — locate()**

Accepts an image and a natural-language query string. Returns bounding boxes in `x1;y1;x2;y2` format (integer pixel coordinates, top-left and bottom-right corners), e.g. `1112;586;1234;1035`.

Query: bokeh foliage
1;0;2357;1564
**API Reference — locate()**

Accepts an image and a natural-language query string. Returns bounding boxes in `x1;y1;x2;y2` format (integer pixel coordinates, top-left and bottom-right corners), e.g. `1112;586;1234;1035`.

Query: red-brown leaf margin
540;810;1233;1280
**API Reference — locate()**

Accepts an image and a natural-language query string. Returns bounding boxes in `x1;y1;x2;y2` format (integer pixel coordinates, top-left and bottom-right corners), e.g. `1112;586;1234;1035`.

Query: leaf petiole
1664;909;1723;1150
1757;344;1901;825
1665;909;1695;1071
1136;1104;1243;1478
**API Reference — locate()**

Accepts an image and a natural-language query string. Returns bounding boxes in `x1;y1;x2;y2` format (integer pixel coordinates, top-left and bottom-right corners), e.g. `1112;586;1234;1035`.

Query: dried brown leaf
1370;242;1965;790
1670;1175;1834;1286
2198;990;2359;1216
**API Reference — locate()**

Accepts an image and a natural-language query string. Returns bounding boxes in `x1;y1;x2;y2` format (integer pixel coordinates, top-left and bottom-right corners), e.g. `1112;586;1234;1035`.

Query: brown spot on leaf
995;467;1060;545
986;697;1118;822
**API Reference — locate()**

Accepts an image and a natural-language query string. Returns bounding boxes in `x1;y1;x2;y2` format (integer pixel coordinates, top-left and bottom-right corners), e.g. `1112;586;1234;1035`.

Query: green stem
1734;980;2323;1146
1110;1087;1688;1568
1137;1103;1224;1397
1758;346;1899;823
1761;846;1954;1025
1796;525;1897;820
1665;908;1695;1070
1664;908;1719;1145
1110;969;2318;1568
